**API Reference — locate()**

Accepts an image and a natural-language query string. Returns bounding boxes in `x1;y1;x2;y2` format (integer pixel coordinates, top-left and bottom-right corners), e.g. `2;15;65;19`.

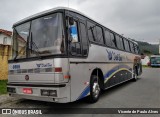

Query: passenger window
80;22;88;56
95;26;104;44
87;21;96;41
110;32;116;48
134;45;138;54
129;42;135;53
124;39;130;52
119;37;124;50
116;35;121;49
134;44;139;54
104;30;112;46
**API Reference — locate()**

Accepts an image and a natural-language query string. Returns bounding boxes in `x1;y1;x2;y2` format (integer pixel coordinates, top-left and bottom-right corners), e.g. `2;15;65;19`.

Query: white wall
0;34;12;45
141;56;150;65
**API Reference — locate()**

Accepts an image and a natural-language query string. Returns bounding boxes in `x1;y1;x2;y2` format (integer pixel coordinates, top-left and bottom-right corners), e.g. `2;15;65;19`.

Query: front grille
28;69;34;73
45;68;53;72
34;68;40;73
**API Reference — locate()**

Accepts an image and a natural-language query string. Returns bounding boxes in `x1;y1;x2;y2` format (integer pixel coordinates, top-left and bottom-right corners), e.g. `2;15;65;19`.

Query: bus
7;7;142;103
150;55;160;67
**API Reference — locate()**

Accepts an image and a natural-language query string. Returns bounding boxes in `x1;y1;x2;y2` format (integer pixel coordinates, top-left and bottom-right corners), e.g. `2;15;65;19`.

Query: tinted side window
129;42;135;53
119;37;124;50
116;35;124;50
110;32;116;48
95;26;104;44
80;22;88;56
134;45;139;54
124;39;130;52
104;29;112;46
134;44;140;54
87;21;96;41
116;35;121;49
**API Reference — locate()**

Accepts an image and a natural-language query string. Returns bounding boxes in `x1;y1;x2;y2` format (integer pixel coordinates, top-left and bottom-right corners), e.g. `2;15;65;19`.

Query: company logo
36;63;52;68
2;109;11;114
106;50;113;60
1;109;42;115
106;49;122;61
25;75;29;81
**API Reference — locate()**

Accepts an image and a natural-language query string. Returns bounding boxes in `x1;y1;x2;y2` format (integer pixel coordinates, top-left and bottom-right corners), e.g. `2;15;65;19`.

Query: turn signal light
64;75;71;79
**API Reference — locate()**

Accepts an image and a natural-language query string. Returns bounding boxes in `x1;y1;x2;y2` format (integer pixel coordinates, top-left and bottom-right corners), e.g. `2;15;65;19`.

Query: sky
0;0;160;44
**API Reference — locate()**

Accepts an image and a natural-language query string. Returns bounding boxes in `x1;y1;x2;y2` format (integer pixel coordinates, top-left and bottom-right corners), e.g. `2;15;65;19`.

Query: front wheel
88;75;101;103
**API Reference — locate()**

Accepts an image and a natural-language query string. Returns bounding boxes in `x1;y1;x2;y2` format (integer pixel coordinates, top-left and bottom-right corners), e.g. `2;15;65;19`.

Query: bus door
67;14;89;101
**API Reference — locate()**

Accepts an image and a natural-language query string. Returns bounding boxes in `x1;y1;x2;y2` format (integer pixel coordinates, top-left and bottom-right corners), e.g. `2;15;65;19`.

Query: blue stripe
77;65;131;100
77;85;90;100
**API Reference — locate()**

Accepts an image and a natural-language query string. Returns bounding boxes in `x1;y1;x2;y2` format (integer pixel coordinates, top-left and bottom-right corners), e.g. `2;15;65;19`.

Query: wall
0;34;11;45
0;45;11;80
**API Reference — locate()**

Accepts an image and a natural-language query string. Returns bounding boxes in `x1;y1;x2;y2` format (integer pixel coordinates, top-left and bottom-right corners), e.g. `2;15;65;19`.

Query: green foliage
135;40;159;55
0;80;7;95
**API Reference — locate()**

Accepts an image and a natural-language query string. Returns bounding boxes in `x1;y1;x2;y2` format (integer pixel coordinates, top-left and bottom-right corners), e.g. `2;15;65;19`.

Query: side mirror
69;17;74;25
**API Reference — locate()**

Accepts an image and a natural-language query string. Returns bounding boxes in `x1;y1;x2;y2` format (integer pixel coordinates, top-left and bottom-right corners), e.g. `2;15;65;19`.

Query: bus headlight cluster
41;89;57;97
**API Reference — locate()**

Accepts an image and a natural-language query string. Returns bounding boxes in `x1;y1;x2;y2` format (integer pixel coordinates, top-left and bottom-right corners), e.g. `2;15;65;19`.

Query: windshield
12;13;65;59
12;22;30;59
151;57;160;64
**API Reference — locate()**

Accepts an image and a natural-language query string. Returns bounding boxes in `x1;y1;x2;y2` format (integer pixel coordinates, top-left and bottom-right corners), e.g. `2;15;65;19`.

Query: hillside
135;40;159;55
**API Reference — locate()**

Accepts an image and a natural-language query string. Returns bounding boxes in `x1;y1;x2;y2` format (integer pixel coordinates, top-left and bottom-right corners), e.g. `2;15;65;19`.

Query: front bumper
7;82;70;103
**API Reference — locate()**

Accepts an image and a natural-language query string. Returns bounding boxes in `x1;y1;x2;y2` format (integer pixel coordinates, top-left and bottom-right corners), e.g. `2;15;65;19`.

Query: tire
132;67;138;82
88;75;101;103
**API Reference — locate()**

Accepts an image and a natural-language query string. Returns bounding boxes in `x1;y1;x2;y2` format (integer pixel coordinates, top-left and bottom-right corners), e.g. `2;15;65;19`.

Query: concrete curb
0;94;21;106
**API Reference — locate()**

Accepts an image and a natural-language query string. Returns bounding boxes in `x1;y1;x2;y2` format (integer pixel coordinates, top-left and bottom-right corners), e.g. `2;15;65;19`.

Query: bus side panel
70;62;92;102
69;44;137;101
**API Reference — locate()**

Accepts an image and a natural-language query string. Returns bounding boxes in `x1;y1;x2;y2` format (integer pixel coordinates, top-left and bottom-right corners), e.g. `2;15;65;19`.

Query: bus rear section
7;58;71;103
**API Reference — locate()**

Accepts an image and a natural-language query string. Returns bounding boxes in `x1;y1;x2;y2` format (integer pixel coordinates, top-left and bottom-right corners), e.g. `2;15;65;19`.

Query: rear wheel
88;75;101;103
132;66;138;81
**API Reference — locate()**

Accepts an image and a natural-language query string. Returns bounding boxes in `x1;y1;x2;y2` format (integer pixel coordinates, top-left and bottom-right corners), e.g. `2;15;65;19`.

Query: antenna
68;0;69;8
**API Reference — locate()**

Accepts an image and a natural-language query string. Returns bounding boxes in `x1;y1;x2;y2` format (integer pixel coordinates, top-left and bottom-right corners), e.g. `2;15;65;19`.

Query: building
0;29;12;80
141;55;150;66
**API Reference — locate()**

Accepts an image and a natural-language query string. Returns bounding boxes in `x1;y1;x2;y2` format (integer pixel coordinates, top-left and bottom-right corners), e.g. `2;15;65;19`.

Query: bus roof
151;55;160;57
13;7;85;26
13;7;138;45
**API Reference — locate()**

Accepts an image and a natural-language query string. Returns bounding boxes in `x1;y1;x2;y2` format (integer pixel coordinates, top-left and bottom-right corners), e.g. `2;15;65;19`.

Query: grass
142;65;150;68
0;80;8;95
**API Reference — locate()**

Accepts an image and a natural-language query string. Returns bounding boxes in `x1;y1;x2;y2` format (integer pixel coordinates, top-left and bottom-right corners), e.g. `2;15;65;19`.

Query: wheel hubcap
92;81;100;98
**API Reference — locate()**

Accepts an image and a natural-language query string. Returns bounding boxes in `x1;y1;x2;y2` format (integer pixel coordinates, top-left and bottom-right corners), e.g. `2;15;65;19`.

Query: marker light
64;75;71;79
54;67;62;72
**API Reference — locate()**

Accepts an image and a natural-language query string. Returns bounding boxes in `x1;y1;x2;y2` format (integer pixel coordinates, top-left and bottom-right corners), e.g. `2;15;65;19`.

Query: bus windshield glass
151;57;160;64
12;13;65;59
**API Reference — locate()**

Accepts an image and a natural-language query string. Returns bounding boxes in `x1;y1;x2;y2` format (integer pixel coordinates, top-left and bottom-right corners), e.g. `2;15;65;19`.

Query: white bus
7;7;142;103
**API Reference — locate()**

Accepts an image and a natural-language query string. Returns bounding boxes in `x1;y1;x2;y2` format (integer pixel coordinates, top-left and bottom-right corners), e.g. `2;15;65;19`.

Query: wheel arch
90;68;104;90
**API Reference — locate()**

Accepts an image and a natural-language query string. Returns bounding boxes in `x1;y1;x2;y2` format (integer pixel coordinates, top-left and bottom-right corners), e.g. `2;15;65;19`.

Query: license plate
23;88;32;94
